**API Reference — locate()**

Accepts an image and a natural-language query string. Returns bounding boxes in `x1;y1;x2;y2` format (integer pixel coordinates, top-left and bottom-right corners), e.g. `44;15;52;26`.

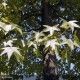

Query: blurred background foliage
0;0;80;79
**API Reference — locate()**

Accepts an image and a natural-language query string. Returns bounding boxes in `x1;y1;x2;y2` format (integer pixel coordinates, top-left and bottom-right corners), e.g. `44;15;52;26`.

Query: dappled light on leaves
43;25;60;36
61;18;80;33
61;37;80;50
0;21;23;35
0;0;80;79
45;39;59;50
0;47;21;60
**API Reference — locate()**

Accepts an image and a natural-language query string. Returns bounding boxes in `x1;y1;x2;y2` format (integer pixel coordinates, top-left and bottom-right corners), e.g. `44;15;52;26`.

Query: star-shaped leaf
60;18;69;29
34;31;44;42
61;38;74;50
28;41;37;49
3;39;17;47
0;22;22;35
68;20;80;32
60;18;80;32
43;25;60;36
0;22;13;34
11;23;23;35
0;47;21;60
3;40;13;47
45;39;59;50
61;38;80;50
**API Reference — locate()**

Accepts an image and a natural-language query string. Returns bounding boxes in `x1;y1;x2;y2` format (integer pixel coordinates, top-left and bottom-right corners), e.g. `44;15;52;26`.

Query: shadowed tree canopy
0;0;80;80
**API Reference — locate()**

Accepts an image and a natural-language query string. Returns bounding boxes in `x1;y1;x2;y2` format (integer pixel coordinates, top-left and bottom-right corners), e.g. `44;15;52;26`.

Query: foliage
0;18;80;76
0;0;80;77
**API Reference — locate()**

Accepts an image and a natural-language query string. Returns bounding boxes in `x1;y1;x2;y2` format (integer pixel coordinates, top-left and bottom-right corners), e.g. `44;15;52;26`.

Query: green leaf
0;21;11;34
3;40;13;47
34;31;44;42
0;21;23;35
60;18;69;29
74;41;80;47
45;39;59;50
55;46;59;56
61;50;70;67
61;37;80;50
43;25;60;36
1;17;10;23
60;18;80;32
13;52;24;63
3;39;17;47
74;32;79;42
33;49;40;56
2;2;7;7
61;38;74;50
66;51;70;67
21;39;25;47
0;47;22;60
68;20;80;33
60;17;67;23
61;50;66;60
28;41;37;49
73;32;80;47
61;23;69;29
11;23;23;35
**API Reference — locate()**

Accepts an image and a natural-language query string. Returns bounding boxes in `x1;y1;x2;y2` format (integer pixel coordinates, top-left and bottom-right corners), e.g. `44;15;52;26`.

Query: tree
0;0;80;80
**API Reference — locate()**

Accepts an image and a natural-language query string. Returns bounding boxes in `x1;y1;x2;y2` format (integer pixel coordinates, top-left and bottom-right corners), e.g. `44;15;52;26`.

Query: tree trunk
40;0;53;31
41;0;59;80
43;51;59;80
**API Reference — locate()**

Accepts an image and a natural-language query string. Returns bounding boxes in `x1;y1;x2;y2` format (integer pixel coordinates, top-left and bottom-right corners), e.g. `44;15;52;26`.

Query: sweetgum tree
0;18;80;80
0;0;80;80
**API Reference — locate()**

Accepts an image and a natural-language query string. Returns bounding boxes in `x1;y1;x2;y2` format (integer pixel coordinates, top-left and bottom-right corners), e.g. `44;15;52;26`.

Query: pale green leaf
3;39;17;47
60;17;67;23
68;20;80;33
0;21;23;35
61;50;70;67
11;24;23;35
66;51;70;67
60;18;69;29
61;38;74;50
61;22;69;29
34;31;44;42
0;47;21;60
35;32;40;42
0;22;12;34
60;18;80;32
73;32;80;47
45;39;59;50
2;2;7;9
74;32;79;42
1;18;9;23
61;50;66;60
33;49;40;56
43;25;60;36
55;46;59;56
28;41;37;49
61;37;80;50
15;27;23;35
74;41;80;47
21;40;25;47
13;52;24;62
3;40;13;47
